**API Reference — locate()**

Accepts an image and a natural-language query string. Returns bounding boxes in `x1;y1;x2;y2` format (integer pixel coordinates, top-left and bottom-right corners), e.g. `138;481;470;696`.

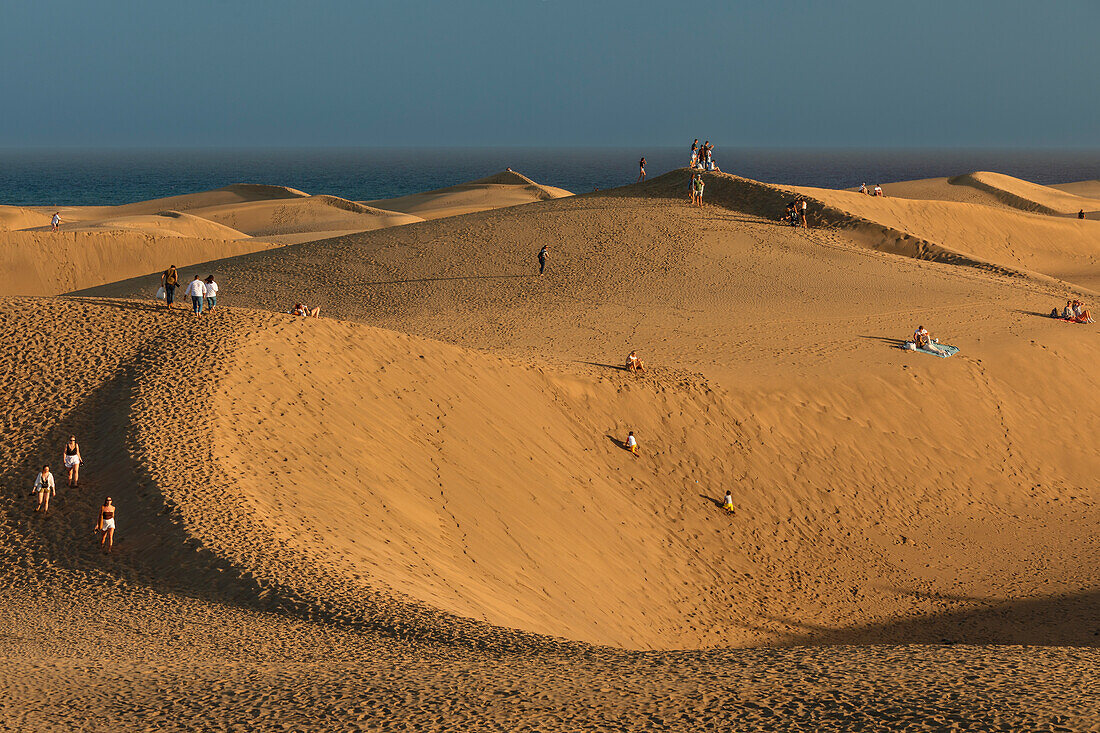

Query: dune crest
364;169;573;220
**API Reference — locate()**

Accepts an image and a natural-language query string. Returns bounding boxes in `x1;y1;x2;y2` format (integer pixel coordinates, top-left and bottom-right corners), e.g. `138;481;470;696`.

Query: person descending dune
96;496;116;554
63;435;82;488
33;465;55;513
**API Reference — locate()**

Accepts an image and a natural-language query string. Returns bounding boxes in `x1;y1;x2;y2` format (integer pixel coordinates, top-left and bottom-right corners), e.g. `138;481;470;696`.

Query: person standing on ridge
800;199;808;229
538;245;549;275
161;265;179;309
638;157;646;182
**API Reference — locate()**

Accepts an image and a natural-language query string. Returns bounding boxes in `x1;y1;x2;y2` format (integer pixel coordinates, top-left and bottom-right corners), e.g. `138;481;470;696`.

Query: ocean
1;147;1098;206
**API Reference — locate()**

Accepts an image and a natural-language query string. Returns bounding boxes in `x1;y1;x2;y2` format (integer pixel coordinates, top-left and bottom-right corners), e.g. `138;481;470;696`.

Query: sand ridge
3;167;1099;729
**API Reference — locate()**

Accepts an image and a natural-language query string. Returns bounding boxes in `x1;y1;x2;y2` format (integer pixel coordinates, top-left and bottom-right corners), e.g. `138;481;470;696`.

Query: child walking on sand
626;431;638;457
722;490;734;513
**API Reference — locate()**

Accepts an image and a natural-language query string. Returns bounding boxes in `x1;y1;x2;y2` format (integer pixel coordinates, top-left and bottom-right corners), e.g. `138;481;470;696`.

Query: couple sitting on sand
290;303;320;318
910;325;947;354
1052;300;1094;323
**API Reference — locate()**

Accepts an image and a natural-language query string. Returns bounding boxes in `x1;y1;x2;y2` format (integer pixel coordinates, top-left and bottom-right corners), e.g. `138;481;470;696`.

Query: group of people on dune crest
29;436;116;554
690;139;721;172
858;182;884;196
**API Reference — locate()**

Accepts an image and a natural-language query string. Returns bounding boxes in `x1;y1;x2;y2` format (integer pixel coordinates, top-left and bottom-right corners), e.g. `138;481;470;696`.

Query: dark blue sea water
1;148;1098;206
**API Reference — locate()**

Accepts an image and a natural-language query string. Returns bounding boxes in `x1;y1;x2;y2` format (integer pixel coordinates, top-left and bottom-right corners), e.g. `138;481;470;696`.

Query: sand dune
1051;179;1100;201
0;205;52;231
187;195;423;238
0;231;275;296
883;172;1100;216
4;168;1099;728
364;170;572;220
50;210;250;239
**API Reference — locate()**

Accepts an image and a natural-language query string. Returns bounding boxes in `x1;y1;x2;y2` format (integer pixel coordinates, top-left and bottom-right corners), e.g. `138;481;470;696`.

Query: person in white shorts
97;497;117;554
33;465;55;513
62;435;82;487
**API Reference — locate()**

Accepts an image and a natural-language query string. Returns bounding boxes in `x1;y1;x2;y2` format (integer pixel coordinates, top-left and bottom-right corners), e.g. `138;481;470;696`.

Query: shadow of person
606;435;630;451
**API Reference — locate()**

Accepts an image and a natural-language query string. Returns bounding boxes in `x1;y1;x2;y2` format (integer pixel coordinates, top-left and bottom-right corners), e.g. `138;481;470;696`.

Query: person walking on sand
626;431;639;457
33;465;55;513
51;212;61;231
96;497;116;554
161;265;179;309
204;275;218;311
538;245;549;275
186;275;206;315
638;156;646;182
63;435;82;488
800;199;808;229
722;490;735;514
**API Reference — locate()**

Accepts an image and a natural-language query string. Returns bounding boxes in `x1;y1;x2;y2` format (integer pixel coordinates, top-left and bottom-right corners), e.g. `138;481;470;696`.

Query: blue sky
1;0;1097;147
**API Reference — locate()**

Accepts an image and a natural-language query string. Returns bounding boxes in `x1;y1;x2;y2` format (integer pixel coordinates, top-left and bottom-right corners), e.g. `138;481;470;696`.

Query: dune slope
364;170;572;220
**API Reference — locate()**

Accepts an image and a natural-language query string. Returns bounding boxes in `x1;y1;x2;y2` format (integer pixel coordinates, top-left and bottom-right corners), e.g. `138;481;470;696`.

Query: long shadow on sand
858;335;908;348
762;587;1100;647
578;361;628;372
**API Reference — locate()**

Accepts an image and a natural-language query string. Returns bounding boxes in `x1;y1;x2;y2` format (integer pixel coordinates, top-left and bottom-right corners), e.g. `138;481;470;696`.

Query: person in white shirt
33;465;55;513
625;431;638;457
800;199;808;229
873;184;883;197
722;490;734;513
204;276;219;311
626;350;646;374
51;212;61;231
186;276;206;315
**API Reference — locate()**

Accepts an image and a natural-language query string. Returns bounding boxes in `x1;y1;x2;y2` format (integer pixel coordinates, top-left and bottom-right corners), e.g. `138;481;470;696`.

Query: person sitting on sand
1072;300;1094;323
874;184;883;197
1062;300;1075;320
913;325;945;354
626;431;638;457
1079;209;1086;220
63;435;82;488
722;491;735;514
626;350;646;373
33;465;55;513
96;496;116;554
291;303;320;318
859;182;867;195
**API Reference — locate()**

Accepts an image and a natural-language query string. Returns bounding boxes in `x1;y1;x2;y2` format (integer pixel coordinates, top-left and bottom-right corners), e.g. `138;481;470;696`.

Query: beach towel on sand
911;343;959;358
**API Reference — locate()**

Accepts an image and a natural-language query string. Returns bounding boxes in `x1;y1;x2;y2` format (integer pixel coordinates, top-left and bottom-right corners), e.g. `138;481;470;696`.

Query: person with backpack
161;265;180;309
538;245;549;275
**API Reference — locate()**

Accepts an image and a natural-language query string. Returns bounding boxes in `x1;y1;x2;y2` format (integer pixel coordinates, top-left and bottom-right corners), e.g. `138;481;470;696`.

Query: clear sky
2;0;1097;148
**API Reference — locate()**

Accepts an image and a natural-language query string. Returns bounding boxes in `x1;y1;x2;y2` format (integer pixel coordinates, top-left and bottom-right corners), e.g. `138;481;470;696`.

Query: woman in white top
62;435;82;487
33;465;55;513
204;276;218;311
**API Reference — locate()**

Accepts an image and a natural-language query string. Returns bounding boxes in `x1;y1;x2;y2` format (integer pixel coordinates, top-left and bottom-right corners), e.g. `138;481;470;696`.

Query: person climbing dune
626;431;638;457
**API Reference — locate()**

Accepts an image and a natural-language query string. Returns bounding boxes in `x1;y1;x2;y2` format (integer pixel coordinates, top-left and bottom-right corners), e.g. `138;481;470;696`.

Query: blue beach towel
911;343;959;358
